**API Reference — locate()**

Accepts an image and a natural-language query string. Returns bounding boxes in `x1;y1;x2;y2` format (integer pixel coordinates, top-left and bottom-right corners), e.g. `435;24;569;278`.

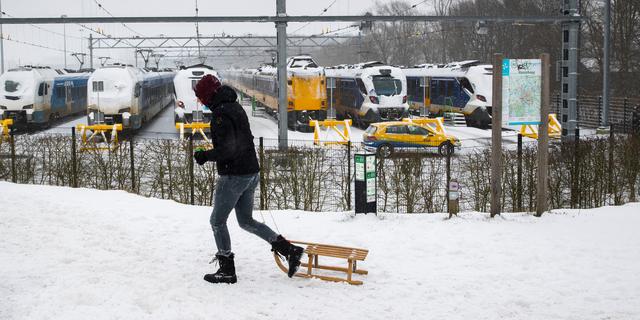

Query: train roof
325;63;404;78
53;73;92;82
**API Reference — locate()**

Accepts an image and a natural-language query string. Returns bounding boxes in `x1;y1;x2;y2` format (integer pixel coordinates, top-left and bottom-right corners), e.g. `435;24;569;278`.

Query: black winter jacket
202;85;260;175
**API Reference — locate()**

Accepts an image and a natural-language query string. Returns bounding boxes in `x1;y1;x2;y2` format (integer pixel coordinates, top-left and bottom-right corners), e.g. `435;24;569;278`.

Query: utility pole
88;33;93;70
602;0;611;128
0;0;4;74
62;14;67;68
276;0;288;149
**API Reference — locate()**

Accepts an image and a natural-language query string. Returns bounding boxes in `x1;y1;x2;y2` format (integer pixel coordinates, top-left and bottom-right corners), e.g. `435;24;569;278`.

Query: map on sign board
502;59;542;125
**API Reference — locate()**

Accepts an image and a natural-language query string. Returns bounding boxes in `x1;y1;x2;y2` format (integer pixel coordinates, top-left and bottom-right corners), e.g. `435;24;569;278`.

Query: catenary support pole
276;0;288;150
0;0;4;74
536;53;550;217
89;33;93;70
490;53;503;217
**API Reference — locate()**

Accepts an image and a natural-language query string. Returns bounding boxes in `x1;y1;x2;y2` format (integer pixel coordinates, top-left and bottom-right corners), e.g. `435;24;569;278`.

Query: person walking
193;75;303;284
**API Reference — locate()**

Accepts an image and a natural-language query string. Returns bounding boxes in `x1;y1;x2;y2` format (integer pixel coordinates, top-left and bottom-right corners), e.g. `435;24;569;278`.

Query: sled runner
274;240;369;285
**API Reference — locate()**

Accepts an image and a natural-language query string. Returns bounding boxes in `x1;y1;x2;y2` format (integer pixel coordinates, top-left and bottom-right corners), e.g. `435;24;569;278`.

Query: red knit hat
194;74;221;106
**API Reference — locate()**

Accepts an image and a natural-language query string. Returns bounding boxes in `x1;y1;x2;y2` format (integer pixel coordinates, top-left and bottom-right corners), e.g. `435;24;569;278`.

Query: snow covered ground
1;181;639;320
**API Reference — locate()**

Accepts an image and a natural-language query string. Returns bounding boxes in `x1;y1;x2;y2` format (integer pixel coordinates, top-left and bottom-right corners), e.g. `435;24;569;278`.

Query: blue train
403;61;493;128
0;66;90;129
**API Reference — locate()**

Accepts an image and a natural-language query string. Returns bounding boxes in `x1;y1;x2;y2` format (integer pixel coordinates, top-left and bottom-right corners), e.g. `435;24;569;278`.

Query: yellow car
362;119;461;157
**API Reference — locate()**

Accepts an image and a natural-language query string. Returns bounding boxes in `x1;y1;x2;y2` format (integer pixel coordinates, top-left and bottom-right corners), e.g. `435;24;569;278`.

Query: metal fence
1;129;639;214
553;94;640;131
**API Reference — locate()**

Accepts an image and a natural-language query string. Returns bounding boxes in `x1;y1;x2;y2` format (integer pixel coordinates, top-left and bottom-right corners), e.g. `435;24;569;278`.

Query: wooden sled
274;240;369;285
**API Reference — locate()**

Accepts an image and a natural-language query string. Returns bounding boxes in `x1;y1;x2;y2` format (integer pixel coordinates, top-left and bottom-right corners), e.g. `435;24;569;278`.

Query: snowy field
1;182;639;320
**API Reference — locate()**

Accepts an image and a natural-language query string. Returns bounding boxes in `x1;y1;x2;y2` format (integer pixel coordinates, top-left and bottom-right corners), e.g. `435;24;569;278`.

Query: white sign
502;59;542;125
355;162;365;181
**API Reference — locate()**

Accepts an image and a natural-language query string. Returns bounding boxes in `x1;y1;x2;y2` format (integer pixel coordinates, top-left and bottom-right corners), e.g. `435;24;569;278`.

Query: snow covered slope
1;182;639;319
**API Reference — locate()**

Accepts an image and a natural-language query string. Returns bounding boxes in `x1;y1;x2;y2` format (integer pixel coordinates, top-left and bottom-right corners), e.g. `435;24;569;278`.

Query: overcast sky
0;0;385;70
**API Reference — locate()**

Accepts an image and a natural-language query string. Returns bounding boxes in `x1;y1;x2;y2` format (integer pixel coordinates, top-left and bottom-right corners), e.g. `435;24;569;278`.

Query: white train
0;66;70;129
403;60;493;128
173;64;219;124
325;61;409;127
87;64;175;130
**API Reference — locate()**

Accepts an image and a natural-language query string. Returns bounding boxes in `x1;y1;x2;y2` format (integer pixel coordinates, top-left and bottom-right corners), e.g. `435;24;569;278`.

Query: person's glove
194;150;208;166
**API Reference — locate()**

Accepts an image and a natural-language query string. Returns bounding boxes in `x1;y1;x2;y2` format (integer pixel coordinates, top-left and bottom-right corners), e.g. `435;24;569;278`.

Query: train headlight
122;112;131;127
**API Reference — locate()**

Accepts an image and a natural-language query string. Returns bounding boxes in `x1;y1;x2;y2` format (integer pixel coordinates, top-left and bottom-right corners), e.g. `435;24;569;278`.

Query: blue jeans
210;173;278;256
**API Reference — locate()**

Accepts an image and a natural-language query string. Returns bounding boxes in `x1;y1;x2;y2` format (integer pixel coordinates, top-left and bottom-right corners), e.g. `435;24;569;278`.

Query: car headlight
22;104;33;110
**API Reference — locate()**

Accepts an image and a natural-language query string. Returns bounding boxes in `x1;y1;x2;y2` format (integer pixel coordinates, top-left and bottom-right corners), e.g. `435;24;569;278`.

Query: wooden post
517;133;523;212
71;127;78;188
490;53;503;217
347;140;352;211
536;53;551;217
259;137;265;210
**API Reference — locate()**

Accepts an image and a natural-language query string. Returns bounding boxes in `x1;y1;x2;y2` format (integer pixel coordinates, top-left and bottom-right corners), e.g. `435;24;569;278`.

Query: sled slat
274;240;369;285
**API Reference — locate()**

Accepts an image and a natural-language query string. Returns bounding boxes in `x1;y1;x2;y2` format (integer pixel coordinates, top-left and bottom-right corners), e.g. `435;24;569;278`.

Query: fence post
571;128;580;208
189;134;194;205
129;137;136;193
347;140;352;211
259;137;265;210
71;127;78;188
608;125;614;195
517;133;523;212
446;149;451;215
10;131;16;183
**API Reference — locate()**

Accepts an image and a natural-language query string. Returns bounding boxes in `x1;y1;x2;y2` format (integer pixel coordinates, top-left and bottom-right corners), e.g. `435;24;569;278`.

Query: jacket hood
209;85;238;108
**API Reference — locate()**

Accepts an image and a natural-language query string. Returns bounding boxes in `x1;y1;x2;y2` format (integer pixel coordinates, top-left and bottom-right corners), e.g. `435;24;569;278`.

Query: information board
502;59;542;125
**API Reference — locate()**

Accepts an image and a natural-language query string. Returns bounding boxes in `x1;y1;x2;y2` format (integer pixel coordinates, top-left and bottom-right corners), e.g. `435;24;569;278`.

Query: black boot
204;253;237;284
271;235;304;278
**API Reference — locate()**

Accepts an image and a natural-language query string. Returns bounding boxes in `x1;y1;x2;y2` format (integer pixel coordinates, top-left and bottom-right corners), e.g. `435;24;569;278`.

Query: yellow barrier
519;114;562;140
309;119;352;146
76;123;123;152
1;119;13;142
175;122;213;149
402;117;448;136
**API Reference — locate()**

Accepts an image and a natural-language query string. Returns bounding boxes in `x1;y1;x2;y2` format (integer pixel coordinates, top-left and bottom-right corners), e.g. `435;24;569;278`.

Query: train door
66;82;73;113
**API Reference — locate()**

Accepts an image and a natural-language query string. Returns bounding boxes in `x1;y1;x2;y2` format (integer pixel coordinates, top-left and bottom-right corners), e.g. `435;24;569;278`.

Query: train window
55;86;65;98
134;83;141;97
459;78;474;94
356;79;367;95
446;81;454;97
38;83;45;96
92;81;104;92
439;81;445;96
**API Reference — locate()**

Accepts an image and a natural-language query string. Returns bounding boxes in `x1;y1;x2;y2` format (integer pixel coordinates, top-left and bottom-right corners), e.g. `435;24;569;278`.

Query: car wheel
438;142;454;156
377;143;393;158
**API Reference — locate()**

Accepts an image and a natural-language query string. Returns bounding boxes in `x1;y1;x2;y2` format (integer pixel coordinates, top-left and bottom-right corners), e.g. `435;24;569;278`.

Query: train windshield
290;58;318;68
372;75;402;96
5;80;20;92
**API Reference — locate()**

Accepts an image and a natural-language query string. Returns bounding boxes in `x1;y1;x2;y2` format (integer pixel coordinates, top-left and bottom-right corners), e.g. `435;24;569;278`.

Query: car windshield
372;75;402;96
